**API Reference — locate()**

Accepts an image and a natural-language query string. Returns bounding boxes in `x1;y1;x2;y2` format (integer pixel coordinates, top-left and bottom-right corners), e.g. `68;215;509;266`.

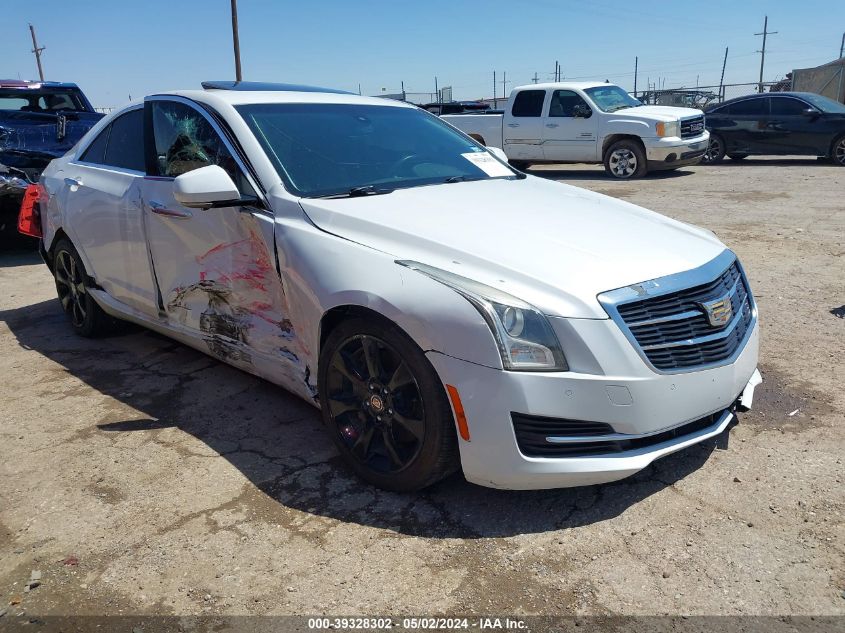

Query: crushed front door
141;97;312;399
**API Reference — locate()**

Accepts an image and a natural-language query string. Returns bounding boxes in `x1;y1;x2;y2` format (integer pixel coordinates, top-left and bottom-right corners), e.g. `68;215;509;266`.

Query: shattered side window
150;101;249;192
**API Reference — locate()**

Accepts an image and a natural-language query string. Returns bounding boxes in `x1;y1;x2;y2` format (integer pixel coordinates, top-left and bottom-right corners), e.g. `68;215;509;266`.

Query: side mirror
487;146;509;162
802;107;818;118
173;165;241;209
573;104;592;119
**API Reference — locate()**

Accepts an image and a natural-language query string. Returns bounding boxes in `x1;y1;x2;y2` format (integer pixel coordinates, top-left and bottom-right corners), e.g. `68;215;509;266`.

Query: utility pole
230;0;243;81
435;76;439;103
493;71;497;108
755;16;777;93
719;46;728;101
500;72;509;100
28;24;45;81
400;80;405;101
840;32;844;58
633;56;638;97
532;72;539;84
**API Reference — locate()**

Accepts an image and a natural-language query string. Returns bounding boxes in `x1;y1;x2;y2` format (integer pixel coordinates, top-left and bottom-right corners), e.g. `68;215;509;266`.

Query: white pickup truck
443;82;709;179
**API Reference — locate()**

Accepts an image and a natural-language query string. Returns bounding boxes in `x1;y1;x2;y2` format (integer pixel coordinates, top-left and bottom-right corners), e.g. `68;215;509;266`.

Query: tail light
18;183;46;238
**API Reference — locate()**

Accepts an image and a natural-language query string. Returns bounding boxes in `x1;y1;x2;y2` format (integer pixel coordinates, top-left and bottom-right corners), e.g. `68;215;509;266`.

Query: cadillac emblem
700;295;733;327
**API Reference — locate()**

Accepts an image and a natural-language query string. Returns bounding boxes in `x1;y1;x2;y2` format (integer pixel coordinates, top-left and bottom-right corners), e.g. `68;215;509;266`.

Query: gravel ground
0;157;842;628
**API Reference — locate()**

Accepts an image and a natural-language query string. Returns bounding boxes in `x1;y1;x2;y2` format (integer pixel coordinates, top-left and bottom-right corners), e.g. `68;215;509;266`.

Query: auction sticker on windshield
461;152;513;177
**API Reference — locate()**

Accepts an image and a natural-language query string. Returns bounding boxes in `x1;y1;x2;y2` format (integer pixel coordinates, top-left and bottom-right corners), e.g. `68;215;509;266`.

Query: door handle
545;123;560;128
149;200;192;218
506;123;520;128
64;177;83;188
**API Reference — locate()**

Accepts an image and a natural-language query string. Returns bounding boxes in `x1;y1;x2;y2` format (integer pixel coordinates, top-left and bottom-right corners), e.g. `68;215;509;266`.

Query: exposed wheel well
602;134;645;159
319;305;404;352
468;133;486;145
44;228;71;272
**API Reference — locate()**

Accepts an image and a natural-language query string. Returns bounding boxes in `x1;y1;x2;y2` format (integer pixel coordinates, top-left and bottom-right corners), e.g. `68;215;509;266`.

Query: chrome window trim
144;94;270;213
597;249;758;375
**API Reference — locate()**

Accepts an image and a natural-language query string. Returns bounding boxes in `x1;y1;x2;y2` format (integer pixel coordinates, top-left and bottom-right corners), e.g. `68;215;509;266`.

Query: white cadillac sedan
23;81;761;491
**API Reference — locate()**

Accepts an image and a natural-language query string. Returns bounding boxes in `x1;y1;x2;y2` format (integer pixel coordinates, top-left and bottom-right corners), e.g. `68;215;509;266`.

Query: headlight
656;120;680;138
397;261;568;372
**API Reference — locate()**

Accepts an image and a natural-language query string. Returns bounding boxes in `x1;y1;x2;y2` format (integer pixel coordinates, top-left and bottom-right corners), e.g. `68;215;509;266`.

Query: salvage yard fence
635;82;781;109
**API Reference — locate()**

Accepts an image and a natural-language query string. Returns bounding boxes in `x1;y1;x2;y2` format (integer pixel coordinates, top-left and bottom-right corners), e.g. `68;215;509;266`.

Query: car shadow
1;295;733;538
530;167;695;181
706;157;829;167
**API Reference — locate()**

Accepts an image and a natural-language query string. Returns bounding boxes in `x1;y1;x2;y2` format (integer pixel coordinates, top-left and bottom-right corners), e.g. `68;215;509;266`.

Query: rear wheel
831;135;845;166
318;317;459;491
52;238;111;337
703;134;726;163
603;140;647;179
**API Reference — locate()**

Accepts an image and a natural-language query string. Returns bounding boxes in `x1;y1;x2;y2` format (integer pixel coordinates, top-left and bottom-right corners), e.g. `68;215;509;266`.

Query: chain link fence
635;82;782;109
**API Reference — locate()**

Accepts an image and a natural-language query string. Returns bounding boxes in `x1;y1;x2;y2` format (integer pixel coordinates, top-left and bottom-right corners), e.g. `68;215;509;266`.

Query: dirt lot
0;157;843;628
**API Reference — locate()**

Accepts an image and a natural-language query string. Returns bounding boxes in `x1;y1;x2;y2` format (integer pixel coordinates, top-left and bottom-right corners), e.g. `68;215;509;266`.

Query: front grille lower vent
512;410;728;458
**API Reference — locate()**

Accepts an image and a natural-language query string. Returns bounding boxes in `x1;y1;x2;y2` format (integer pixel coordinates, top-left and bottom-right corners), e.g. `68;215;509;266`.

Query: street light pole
231;0;243;82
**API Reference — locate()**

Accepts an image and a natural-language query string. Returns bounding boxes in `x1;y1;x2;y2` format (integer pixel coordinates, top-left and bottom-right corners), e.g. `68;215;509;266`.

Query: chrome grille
603;256;755;372
680;115;705;139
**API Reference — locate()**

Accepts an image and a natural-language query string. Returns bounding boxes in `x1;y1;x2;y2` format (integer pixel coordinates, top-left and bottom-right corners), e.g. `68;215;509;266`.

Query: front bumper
428;318;759;490
643;133;709;169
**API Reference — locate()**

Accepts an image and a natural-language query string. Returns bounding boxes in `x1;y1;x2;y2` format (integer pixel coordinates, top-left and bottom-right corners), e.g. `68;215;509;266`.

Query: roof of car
201;80;354;94
514;81;609;91
710;92;822;108
0;79;82;90
157;88;413;109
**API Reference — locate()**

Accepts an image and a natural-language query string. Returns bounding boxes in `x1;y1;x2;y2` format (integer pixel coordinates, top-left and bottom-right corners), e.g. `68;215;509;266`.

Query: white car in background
22;81;761;491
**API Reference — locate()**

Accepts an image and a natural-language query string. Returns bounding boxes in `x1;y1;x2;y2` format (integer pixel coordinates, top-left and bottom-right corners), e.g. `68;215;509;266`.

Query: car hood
299;177;726;319
613;105;704;122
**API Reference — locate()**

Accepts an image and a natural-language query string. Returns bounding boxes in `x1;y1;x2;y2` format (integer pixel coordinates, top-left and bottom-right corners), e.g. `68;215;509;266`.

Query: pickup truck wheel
318;317;459;491
703;134;726;163
604;140;646;179
52;238;111;337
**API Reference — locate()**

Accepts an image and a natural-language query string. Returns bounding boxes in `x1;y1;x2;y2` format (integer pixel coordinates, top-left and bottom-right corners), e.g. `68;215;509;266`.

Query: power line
755;15;777;93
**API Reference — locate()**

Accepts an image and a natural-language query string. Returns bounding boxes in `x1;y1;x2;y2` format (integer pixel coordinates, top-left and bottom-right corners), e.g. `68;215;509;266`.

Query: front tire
831;134;845;166
603;140;647;179
703;134;726;163
52;238;111;337
318;317;459;491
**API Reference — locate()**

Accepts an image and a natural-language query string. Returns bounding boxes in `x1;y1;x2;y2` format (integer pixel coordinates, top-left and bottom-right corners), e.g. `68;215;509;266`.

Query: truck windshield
0;89;87;113
584;86;642;113
236;103;516;198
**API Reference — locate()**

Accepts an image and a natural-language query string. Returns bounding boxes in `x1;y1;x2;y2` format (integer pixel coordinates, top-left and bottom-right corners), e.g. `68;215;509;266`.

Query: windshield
236;103;516;197
584;85;642;112
800;93;845;114
0;89;87;113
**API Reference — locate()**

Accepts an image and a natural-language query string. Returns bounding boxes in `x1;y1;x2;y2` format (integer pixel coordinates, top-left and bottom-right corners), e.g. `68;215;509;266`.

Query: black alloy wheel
318;318;458;491
703;134;726;163
52;238;111;337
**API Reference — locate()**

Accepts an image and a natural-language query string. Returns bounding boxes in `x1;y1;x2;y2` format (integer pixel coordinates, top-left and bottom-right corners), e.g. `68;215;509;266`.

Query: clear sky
3;0;843;109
